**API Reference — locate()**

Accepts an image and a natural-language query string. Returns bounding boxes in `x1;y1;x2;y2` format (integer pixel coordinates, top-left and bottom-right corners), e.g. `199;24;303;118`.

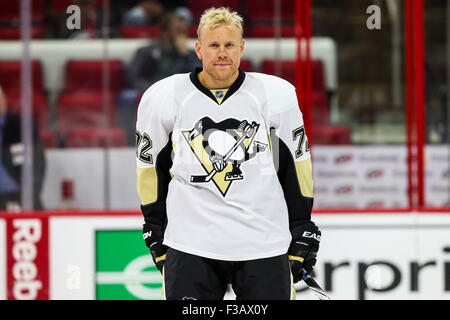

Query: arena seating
0;0;46;39
5;93;50;129
120;25;161;39
40;129;58;148
312;126;352;145
260;59;325;92
49;0;103;15
186;0;240;23
56;92;116;133
259;58;351;144
65;128;126;148
0;0;347;146
0;0;46;23
64;59;124;94
0;0;299;39
244;0;295;21
52;59;125;147
0;26;46;40
250;25;295;38
0;60;49;129
239;59;253;72
311;91;329;127
0;60;45;94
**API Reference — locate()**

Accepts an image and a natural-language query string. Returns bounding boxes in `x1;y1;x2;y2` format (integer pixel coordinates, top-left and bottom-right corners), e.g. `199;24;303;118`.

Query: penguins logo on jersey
182;117;268;196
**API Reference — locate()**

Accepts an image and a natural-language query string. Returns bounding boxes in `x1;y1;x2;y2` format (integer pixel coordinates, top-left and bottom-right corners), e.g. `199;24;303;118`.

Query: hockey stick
301;268;331;300
190;124;255;183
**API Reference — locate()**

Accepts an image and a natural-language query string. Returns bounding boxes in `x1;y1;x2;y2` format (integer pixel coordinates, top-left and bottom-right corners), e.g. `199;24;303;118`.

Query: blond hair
197;7;244;41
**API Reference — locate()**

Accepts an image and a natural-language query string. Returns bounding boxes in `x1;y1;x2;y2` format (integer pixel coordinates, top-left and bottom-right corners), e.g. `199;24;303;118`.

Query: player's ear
240;38;245;58
195;41;202;60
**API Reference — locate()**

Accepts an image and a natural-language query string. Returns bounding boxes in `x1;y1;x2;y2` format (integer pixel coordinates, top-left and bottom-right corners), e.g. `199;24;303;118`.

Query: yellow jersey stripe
137;167;158;205
295;158;314;198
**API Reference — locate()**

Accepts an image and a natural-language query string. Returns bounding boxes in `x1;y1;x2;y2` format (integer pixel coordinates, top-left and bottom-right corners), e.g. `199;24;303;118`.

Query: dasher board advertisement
0;212;449;300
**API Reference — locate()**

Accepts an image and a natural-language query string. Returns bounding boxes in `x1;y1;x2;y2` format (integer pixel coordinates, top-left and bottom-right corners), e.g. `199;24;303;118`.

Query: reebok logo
7;218;49;300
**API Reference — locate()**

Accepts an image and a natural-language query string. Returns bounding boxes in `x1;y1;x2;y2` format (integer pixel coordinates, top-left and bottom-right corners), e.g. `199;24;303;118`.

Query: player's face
195;24;244;87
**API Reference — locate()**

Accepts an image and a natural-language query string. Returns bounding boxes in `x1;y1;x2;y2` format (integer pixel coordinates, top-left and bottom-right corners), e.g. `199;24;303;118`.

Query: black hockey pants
162;247;295;300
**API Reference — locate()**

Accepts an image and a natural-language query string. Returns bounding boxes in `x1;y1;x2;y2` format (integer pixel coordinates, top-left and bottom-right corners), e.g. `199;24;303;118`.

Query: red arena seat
40;129;58;148
186;0;240;22
188;25;198;38
245;0;295;21
261;59;325;92
0;26;46;40
64;59;124;94
239;59;254;72
0;0;46;23
313;126;352;145
57;92;116;132
120;25;161;39
311;92;330;126
5;93;50;129
0;60;45;94
65;128;126;148
250;25;295;38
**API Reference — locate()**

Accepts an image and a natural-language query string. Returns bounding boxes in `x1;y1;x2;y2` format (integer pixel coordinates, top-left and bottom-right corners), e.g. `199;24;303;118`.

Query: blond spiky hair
197;7;244;41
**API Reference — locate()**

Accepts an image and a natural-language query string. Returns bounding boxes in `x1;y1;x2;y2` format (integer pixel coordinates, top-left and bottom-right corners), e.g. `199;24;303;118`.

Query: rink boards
1;211;449;300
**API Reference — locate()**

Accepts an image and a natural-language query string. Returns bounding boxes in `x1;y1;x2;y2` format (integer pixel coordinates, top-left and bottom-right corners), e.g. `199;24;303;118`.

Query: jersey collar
189;67;246;105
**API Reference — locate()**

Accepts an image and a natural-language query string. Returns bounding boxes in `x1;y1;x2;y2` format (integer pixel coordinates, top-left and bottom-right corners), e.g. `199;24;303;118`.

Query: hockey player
136;7;321;300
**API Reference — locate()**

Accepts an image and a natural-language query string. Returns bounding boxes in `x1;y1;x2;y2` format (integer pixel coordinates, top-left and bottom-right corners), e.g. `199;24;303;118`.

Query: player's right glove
143;222;167;274
288;221;321;283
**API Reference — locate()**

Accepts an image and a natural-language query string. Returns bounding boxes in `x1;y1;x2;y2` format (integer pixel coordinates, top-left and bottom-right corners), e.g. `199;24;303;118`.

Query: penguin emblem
182;117;268;196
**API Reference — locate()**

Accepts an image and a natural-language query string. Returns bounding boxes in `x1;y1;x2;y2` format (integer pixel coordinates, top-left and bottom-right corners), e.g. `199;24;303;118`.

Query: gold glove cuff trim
156;254;166;263
288;255;304;263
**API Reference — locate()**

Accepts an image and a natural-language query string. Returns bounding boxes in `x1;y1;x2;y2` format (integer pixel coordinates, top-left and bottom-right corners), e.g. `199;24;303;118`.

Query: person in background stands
0;85;46;211
126;10;199;92
118;10;200;144
122;0;165;26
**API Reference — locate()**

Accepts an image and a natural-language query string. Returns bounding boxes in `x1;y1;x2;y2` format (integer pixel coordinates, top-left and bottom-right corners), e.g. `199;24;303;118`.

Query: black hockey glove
288;221;321;283
143;222;167;274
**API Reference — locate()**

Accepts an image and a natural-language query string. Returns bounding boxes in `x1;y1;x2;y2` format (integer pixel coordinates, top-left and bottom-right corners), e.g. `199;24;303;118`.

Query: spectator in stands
122;0;165;26
0;85;46;211
118;10;200;144
126;10;199;91
122;0;190;26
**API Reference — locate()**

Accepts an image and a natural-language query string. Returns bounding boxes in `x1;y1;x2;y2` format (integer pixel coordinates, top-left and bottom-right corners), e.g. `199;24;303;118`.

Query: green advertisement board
95;230;163;300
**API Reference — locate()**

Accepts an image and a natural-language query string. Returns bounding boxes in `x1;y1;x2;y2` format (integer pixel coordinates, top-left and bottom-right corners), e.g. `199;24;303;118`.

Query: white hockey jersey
136;68;314;261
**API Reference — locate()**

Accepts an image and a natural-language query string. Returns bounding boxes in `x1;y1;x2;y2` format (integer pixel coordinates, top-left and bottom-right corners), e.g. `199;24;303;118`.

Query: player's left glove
143;222;167;274
288;221;321;283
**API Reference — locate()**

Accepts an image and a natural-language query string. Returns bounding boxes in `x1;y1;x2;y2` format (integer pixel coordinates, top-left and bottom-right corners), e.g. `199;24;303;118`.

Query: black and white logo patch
182;117;268;196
